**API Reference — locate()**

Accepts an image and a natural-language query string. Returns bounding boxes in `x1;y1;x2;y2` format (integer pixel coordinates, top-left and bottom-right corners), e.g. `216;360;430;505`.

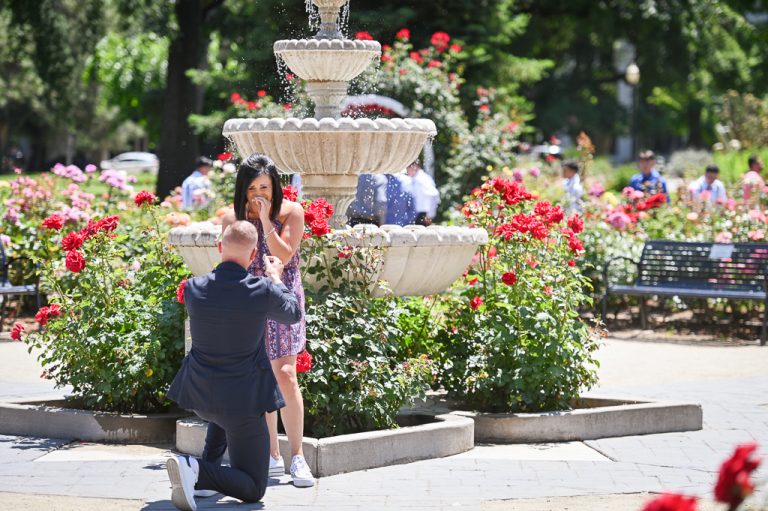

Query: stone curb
176;412;474;477
451;396;703;443
0;399;186;443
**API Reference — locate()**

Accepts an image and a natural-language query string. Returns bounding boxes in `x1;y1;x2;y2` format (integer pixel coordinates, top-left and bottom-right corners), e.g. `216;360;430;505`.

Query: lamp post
625;62;640;159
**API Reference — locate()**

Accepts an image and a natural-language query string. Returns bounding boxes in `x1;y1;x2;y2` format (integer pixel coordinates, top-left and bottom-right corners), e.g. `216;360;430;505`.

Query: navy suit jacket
167;261;301;416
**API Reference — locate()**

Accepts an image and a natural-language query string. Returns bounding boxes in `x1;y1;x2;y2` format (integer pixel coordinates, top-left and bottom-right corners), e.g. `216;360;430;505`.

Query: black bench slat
609;284;765;301
602;240;768;344
0;284;38;295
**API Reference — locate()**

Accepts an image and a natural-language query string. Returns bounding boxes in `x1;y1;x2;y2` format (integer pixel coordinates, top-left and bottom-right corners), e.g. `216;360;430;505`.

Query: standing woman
220;153;314;488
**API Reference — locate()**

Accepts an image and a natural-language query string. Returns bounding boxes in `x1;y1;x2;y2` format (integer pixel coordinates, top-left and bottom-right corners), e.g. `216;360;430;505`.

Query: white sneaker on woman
269;455;285;477
290;455;315;487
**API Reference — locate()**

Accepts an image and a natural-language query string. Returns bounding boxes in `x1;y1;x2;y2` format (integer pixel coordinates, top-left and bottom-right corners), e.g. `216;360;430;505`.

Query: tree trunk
687;101;704;148
156;0;208;199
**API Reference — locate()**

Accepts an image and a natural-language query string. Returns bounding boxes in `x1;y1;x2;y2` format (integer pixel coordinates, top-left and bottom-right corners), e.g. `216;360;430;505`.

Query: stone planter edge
0;398;186;443
449;395;703;443
176;411;474;477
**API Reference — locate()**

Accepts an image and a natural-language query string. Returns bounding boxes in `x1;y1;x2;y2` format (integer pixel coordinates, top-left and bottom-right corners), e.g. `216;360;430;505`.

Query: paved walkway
0;334;767;510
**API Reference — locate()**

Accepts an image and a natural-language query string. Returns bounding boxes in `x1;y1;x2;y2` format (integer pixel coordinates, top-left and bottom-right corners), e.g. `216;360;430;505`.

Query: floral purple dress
247;218;306;360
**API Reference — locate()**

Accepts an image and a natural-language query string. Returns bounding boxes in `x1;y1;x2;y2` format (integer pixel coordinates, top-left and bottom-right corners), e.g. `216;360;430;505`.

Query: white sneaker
166;455;199;511
290;455;314;488
269;455;285;477
193;489;217;498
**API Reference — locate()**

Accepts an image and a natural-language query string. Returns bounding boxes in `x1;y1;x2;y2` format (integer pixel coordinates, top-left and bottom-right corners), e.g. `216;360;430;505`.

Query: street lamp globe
625;62;640;85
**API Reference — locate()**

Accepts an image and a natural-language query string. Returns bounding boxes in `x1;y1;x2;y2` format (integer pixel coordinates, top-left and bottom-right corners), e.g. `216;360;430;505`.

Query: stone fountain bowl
223;117;437;176
274;39;380;82
307;224;488;297
168;222;487;297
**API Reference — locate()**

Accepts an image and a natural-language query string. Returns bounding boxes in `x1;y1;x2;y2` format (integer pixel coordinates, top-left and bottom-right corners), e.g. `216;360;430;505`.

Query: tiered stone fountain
169;0;487;296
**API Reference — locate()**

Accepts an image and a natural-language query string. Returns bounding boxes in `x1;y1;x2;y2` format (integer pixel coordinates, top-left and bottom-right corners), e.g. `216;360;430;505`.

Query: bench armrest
603;256;640;291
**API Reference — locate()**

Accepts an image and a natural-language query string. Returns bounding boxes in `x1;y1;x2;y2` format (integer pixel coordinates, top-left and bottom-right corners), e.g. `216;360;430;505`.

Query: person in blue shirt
629;150;669;201
181;157;213;210
384;173;416;226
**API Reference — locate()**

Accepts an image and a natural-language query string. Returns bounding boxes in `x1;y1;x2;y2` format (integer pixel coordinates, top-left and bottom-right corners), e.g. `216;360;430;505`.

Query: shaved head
220;221;258;267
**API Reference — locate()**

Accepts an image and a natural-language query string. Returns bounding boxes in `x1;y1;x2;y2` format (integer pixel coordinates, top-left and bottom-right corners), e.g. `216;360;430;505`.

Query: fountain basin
168;222;487;297
222;117;436;176
274;39;380;81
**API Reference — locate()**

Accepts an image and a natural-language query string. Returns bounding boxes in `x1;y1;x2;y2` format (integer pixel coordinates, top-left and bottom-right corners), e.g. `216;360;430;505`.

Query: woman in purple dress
221;153;313;487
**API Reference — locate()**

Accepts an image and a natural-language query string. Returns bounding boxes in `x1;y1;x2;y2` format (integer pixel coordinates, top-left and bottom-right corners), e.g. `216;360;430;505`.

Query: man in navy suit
165;220;301;511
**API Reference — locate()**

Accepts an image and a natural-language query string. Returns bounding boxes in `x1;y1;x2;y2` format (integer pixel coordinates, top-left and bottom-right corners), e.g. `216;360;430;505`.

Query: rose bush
432;177;602;413
16;195;189;413
297;195;434;437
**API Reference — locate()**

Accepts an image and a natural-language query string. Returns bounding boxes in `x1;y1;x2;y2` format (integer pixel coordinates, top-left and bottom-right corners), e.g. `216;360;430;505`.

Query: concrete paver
0;336;767;509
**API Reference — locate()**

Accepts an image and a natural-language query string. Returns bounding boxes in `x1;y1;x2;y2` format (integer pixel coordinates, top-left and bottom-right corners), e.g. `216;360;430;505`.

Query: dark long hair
233;153;283;221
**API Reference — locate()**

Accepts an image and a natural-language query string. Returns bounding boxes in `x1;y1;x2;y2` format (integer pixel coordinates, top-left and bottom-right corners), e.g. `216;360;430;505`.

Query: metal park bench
0;241;41;331
601;240;768;345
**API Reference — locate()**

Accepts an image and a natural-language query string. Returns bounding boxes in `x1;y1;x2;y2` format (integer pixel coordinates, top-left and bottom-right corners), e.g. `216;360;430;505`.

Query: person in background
742;154;765;206
406;161;440;226
689;165;726;203
182;157;213;210
384;172;415;226
560;159;584;214
347;174;388;226
629;150;669;201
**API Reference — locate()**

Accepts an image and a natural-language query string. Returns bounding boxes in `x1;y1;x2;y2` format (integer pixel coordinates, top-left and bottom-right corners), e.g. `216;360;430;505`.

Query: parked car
100;152;159;174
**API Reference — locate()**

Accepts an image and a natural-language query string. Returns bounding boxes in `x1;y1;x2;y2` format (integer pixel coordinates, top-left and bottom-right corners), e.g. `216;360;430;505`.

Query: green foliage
299;221;433;437
714;148;768;187
22;206;188;413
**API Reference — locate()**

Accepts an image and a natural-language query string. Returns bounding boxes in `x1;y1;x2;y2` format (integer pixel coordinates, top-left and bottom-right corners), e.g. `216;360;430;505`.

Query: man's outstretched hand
264;255;284;284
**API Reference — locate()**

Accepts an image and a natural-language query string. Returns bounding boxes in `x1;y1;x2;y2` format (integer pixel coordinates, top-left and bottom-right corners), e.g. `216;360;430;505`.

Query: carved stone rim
223;117;437;135
274;39;381;52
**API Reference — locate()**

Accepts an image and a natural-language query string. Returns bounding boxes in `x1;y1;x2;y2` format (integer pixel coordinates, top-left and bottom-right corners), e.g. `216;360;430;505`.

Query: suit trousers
193;411;269;503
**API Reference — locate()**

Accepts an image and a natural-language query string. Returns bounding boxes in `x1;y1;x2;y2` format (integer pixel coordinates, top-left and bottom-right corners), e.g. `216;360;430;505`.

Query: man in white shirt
181;157;213;210
689;164;726;203
561;159;583;214
406;161;440;225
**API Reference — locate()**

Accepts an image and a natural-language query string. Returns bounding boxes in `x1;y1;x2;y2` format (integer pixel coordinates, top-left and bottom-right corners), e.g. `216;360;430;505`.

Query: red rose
65;250;86;273
567;214;584;234
337;246;353;259
409;51;424;64
296;350;313;373
642;493;698;511
479;104;490;113
430;31;450;52
310;219;330;237
95;215;119;233
355;31;374;40
41;214;64;231
134;190;156;207
501;272;517;286
217;152;233;161
176;278;188;304
282;185;299;202
450;43;462;53
10;322;24;341
230;92;242;103
567;259;576;267
61;231;84;251
428;60;442;68
469;296;483;310
714;442;761;508
35;304;62;327
257;90;267;98
396;28;410;40
246;101;257;110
